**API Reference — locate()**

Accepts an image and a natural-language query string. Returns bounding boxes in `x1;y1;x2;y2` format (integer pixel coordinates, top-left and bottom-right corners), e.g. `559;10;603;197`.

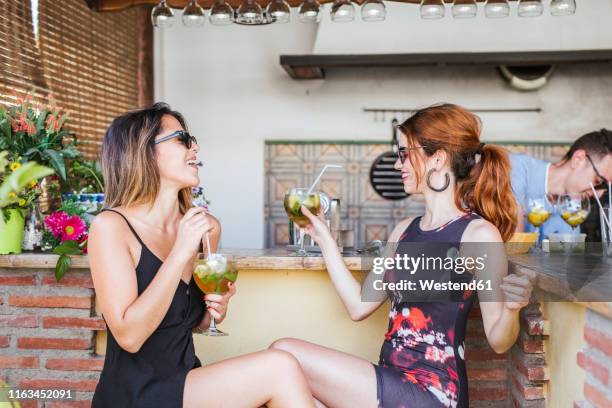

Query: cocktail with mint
283;188;321;256
193;253;238;336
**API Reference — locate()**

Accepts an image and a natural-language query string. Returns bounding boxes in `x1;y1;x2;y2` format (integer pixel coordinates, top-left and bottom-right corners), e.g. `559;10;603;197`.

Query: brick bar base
579;310;612;408
0;268;104;408
1;270;548;407
510;302;548;408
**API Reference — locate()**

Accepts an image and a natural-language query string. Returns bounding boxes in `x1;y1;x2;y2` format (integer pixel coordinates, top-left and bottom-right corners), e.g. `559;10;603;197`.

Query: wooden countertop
509;249;612;318
0;249;366;271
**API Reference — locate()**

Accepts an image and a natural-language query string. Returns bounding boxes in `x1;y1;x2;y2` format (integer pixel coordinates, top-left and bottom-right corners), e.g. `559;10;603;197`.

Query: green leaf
52;240;82;256
0;161;54;207
36;110;48;130
0;151;8;172
0;115;10;140
23;147;41;158
42;149;66;180
55;254;71;281
61;145;81;159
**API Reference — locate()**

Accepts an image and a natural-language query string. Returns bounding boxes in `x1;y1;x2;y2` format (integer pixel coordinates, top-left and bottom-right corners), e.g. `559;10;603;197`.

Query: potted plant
61;158;105;214
63;159;104;193
0;94;81;212
0;151;54;254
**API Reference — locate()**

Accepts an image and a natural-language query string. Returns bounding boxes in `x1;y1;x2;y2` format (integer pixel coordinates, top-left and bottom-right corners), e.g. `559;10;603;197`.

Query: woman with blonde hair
90;103;315;408
271;104;533;408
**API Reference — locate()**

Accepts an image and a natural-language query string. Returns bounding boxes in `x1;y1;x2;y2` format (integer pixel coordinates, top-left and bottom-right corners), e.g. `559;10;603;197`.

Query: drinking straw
590;182;611;232
308;164;343;195
205;231;213;260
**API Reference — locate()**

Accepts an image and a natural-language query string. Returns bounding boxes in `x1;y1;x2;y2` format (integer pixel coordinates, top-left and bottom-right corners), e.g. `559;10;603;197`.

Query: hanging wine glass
420;0;445;19
182;0;205;27
236;0;265;24
267;0;291;23
452;0;477;19
299;0;321;23
550;0;576;16
518;0;543;17
331;0;355;22
484;0;510;18
361;0;386;22
151;0;175;28
210;0;235;25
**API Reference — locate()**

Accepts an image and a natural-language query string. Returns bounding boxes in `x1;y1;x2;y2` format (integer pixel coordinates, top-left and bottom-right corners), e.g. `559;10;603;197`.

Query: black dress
374;213;480;408
92;209;206;408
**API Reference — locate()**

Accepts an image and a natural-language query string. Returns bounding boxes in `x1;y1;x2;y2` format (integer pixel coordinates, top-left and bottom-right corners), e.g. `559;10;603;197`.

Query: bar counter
2;249;610;317
1;249;612;407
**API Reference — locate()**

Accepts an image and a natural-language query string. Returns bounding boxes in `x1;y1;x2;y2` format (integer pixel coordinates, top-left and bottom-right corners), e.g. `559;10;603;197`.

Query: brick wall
466;301;550;408
577;309;612;408
510;302;549;408
466;304;512;407
0;268;104;408
1;267;550;408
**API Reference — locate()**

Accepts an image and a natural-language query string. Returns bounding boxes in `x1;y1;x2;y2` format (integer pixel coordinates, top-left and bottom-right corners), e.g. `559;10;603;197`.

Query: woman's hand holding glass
298;205;335;248
203;283;236;323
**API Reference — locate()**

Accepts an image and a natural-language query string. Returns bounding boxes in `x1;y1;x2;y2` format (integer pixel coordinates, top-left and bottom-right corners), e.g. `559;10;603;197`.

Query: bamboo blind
0;1;47;106
0;0;143;159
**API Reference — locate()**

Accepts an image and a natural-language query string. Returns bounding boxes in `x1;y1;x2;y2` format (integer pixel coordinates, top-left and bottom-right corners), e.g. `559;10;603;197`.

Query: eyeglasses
154;130;197;149
395;145;424;164
586;154;609;189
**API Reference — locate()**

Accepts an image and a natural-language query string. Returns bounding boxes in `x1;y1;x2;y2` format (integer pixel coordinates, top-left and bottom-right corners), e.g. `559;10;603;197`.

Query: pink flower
45;211;70;238
60;215;87;242
45;212;87;242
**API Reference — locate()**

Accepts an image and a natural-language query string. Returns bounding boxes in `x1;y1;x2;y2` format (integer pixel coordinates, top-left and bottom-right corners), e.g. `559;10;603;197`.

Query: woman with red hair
270;104;533;408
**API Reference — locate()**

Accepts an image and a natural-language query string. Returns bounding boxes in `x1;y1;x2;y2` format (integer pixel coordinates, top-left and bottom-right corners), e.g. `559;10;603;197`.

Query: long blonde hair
100;103;193;213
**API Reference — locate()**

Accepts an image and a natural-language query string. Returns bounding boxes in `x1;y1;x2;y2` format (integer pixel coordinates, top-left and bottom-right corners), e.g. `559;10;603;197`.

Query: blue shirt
509;153;575;237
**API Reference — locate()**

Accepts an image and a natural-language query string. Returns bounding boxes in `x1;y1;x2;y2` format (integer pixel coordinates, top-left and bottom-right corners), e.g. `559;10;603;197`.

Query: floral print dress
374;213;480;408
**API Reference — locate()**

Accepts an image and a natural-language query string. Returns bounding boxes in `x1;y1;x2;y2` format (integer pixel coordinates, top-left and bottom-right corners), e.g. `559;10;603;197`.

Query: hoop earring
426;169;450;192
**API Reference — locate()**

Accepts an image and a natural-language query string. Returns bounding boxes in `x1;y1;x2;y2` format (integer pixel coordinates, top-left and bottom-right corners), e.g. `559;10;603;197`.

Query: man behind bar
509;129;612;237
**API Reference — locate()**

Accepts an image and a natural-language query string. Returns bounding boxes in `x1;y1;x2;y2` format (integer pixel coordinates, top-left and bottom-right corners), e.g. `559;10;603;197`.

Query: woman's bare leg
270;338;378;408
183;349;315;408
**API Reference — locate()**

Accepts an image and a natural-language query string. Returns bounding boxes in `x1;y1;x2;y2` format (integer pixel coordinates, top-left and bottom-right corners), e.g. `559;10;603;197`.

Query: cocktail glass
527;197;553;228
283;188;321;256
193;253;238;336
558;193;591;230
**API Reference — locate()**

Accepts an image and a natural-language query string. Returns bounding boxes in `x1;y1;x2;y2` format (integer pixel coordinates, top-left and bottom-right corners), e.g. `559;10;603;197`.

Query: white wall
154;4;612;249
315;1;612;54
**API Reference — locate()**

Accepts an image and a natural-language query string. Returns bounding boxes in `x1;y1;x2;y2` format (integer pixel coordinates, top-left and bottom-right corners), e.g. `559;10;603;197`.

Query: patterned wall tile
274;222;290;246
365;224;389;242
265;142;566;248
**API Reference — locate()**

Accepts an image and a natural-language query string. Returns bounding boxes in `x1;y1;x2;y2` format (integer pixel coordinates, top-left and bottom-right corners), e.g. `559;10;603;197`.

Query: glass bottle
22;202;44;252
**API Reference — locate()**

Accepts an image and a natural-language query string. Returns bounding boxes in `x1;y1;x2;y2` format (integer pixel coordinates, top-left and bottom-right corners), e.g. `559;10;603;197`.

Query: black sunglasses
154;130;197;149
586;154;609;189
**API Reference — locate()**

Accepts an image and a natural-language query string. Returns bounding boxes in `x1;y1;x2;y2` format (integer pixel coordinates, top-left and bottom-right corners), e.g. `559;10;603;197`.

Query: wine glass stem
210;316;218;331
299;229;306;254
